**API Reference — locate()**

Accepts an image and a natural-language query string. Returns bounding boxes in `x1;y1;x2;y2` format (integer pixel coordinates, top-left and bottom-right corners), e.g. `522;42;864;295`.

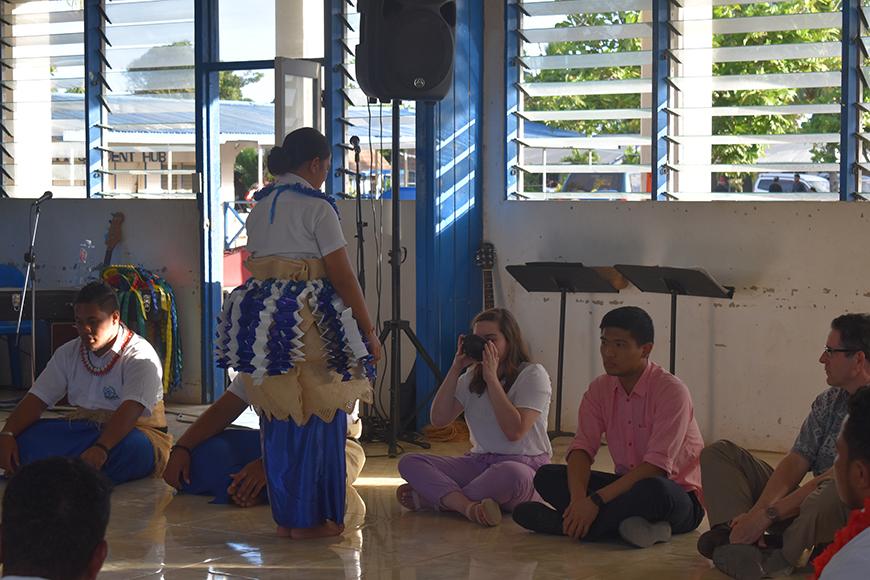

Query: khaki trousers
345;420;366;518
700;440;849;565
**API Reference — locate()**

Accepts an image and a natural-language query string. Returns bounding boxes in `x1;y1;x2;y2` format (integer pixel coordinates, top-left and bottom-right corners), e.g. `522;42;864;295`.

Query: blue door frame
414;0;485;429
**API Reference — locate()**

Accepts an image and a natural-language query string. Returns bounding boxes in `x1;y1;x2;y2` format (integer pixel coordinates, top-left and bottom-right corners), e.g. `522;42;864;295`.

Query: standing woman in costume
214;127;380;539
396;308;552;526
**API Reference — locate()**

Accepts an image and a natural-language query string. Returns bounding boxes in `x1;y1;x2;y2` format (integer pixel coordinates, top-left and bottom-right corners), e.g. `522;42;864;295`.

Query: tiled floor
0;401;811;579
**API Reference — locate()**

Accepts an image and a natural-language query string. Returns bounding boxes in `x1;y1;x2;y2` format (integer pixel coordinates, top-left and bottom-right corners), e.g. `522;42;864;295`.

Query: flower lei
253;181;339;223
813;497;870;579
80;325;134;376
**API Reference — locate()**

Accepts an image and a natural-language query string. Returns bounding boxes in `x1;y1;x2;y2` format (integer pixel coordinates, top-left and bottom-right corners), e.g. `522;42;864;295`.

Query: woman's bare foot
396;483;425;511
283;520;344;539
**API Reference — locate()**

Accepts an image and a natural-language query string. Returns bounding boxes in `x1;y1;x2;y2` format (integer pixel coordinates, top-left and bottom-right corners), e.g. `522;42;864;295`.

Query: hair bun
266;128;330;176
267;146;293;176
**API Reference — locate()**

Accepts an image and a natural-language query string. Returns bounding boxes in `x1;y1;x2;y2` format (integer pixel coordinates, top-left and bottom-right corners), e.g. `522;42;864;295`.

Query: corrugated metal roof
52;93;271;136
51;94;574;145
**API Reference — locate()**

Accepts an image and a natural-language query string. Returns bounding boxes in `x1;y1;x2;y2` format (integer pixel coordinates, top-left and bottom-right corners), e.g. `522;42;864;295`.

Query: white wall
0;199;202;402
336;199;417;411
481;2;870;452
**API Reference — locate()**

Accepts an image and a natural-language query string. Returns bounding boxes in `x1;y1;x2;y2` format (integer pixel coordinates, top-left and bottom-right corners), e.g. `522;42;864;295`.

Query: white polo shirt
244;173;346;260
30;326;163;416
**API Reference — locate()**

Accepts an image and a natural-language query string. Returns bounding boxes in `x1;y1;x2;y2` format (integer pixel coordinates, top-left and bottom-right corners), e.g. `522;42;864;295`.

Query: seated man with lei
0;281;171;484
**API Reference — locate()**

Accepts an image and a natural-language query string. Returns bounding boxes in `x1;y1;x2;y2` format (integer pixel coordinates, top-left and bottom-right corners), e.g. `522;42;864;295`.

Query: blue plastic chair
0;265;30;388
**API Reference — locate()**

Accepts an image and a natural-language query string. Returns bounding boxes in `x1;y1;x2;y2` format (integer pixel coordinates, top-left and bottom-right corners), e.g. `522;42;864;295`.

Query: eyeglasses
823;346;861;356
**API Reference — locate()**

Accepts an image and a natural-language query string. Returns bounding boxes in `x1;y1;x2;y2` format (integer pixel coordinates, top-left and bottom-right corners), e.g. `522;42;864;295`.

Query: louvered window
668;0;841;198
510;0;654;200
1;0;86;198
101;0;195;195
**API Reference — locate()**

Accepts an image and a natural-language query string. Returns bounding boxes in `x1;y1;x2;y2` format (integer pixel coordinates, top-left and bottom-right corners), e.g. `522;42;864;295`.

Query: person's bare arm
80;400;147;470
163;392;249;489
562;450;595;539
0;394;48;473
730;452;810;544
596;462;667;504
770;467;832;520
175;392;249;450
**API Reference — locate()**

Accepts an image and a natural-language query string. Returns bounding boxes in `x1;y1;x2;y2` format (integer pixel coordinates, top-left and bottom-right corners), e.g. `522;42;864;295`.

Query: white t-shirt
820;526;870;580
30;327;163;416
454;363;552;457
227;375;359;431
245;173;346;260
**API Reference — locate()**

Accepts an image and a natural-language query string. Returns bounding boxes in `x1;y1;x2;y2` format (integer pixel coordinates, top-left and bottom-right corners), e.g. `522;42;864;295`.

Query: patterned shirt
792;387;851;476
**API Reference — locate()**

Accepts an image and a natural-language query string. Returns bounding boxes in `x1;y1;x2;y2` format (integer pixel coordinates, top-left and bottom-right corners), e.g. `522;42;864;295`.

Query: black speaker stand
376;100;444;458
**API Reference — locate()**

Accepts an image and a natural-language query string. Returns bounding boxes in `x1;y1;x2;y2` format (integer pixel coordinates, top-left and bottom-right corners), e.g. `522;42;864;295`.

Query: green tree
524;12;643;137
234;147;263;191
526;0;842;182
219;71;264;101
711;0;841;166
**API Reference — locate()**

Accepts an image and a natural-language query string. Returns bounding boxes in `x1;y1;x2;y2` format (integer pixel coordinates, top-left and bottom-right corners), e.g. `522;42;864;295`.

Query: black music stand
506;262;618;439
613;265;734;374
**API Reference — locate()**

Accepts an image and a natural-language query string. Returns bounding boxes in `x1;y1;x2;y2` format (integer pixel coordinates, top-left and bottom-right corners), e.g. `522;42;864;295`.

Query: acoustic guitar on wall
474;242;496;310
103;212;125;268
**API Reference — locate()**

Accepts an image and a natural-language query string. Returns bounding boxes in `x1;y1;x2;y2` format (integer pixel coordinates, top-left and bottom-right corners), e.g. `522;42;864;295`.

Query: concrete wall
336;199;417;411
481;2;870;452
0;199;202;402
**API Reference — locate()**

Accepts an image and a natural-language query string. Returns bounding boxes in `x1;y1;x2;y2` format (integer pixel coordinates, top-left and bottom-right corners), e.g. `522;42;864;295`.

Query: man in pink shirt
513;306;705;547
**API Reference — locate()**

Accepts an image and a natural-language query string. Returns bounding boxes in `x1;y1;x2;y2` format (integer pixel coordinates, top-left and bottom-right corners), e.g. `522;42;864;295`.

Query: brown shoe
698;523;732;559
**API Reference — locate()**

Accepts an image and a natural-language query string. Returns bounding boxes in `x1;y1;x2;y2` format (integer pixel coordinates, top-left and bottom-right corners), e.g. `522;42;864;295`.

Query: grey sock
617;516;672;548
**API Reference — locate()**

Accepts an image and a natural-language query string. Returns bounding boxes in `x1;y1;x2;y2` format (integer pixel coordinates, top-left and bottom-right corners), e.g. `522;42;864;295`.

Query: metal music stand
613;265;734;374
506;262;618;439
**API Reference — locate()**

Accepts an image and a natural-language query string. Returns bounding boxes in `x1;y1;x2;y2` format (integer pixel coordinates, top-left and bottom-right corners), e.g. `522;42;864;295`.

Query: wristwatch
765;506;780;522
589;492;606;508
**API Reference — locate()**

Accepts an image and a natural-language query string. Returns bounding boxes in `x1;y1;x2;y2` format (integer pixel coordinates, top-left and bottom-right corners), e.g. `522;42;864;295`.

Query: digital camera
461;334;487;361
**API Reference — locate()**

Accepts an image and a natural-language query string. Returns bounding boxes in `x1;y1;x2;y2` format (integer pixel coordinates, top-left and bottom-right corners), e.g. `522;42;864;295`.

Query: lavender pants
397;452;550;512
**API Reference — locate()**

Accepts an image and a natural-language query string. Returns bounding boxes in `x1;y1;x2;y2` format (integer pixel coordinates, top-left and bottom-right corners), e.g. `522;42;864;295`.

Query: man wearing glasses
701;314;870;579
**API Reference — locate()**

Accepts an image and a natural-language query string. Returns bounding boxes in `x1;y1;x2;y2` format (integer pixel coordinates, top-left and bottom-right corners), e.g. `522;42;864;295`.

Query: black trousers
533;465;705;541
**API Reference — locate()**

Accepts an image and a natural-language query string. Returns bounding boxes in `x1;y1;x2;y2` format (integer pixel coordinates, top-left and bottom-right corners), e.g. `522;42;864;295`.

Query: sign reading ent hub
109;151;168;164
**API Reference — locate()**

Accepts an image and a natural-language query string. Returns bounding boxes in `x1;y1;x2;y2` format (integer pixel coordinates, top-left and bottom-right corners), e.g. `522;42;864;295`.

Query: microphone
32;191;53;206
349;135;361;154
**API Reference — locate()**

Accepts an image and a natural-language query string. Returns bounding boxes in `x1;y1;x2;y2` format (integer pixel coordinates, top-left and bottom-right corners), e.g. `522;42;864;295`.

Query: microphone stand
351;136;367;294
16;199;45;386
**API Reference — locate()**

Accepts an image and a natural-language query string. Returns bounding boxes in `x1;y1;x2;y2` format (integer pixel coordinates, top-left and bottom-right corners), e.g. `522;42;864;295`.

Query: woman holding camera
396;308;552;526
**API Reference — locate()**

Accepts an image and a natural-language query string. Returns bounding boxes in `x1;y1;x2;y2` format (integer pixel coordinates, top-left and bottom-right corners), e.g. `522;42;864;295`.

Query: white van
753;173;831;193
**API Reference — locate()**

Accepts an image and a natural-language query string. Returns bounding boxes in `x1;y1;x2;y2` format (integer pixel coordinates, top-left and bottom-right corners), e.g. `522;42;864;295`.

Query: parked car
753;173;830;193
